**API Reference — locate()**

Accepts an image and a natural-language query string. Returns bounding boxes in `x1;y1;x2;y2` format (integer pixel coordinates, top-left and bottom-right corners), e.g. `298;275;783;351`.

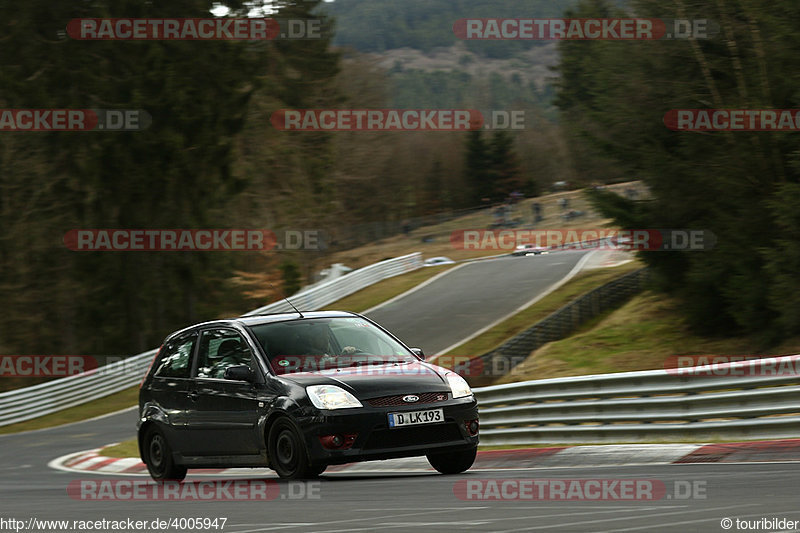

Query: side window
153;334;197;379
196;329;253;379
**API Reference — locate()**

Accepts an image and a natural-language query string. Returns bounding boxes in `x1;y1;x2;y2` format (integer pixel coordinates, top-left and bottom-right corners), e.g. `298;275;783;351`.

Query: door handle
188;391;199;402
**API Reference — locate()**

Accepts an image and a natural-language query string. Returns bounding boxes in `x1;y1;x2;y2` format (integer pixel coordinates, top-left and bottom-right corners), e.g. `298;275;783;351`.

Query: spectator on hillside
531;202;542;225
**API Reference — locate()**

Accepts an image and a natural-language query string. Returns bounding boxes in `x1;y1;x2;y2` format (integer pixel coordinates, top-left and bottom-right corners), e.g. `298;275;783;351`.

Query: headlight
446;372;473;399
306;385;363;410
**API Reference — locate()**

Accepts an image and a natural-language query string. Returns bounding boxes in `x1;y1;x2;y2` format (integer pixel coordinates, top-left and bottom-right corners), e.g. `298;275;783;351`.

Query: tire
268;417;313;479
308;464;327;477
143;426;187;482
427;447;477;475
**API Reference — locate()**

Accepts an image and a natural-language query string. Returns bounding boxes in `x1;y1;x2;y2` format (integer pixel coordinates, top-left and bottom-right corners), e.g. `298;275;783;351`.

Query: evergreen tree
488;131;523;201
280;260;302;297
559;0;800;342
464;130;491;205
422;159;446;214
0;0;332;355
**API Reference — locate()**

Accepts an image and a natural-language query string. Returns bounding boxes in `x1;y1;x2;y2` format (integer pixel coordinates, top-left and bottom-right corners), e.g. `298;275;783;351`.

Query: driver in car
211;339;248;378
296;326;360;371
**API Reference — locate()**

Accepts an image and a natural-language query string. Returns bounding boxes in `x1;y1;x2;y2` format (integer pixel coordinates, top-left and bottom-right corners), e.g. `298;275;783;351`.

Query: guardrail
0;253;423;427
474;354;800;444
0;351;156;427
244;252;422;316
471;268;649;386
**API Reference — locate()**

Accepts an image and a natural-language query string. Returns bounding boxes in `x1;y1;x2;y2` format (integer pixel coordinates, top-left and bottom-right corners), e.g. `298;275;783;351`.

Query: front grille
363;423;463;450
367;392;449;408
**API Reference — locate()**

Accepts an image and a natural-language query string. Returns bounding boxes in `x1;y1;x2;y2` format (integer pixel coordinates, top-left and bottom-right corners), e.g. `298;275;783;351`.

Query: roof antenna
267;281;304;318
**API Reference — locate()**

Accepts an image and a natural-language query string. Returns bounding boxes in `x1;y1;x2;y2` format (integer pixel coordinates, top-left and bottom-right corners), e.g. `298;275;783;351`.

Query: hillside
320;0;574;56
318;0;581;112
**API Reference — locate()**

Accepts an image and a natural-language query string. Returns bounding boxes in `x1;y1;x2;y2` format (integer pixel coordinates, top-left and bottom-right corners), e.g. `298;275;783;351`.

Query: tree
488;131;524;200
559;0;800;343
280;260;302;296
0;0;312;355
464;130;491;204
422;159;446;214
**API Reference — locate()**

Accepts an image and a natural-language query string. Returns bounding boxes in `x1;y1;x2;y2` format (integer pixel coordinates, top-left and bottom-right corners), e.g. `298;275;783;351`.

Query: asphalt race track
4;248;798;532
367;251;591;355
2;415;800;533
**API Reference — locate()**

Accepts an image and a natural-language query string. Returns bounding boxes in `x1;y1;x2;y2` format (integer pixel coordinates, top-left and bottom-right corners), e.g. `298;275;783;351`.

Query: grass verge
0;385;139;435
99;437;140;458
494;291;800;384
439;260;642;358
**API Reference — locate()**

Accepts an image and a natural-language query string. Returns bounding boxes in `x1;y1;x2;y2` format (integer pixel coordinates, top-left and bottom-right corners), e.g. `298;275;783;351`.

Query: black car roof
164;310;360;340
237;310;359;326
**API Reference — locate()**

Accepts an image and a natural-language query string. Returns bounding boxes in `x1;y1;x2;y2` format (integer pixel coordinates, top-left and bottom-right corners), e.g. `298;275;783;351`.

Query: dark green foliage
0;0;337;355
488;131;524;198
280;260;302;297
464;129;524;203
561;0;800;342
464;130;491;204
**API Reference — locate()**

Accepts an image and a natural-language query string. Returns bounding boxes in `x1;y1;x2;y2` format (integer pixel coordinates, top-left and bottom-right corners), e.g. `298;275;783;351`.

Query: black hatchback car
138;311;479;480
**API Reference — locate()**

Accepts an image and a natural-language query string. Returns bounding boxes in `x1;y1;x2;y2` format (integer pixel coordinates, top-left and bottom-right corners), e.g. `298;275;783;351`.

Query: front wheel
427;447;477;475
143;426;187;482
269;417;314;479
308;464;327;477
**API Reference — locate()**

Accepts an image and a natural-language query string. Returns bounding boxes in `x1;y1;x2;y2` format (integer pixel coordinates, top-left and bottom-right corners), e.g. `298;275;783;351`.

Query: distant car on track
423;256;456;266
512;243;550;256
138;311;479;481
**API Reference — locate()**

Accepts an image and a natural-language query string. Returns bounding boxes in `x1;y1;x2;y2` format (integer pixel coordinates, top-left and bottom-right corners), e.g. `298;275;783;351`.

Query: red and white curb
48;446;437;477
49;438;800;478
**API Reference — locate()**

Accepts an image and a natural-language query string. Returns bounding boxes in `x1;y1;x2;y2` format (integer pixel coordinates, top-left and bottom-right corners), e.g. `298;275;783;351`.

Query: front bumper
299;396;479;465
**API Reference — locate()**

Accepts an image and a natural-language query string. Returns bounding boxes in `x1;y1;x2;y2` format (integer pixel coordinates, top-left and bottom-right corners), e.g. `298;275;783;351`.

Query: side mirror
224;364;254;382
410;347;425;359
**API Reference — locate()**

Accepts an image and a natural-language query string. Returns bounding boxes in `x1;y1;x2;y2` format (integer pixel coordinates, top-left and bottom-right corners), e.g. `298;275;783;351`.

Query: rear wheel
143;426;187;482
269;417;313;479
427;447;477;474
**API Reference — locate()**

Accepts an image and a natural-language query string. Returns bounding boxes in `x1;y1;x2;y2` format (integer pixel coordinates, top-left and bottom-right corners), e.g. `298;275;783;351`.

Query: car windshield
249;317;418;374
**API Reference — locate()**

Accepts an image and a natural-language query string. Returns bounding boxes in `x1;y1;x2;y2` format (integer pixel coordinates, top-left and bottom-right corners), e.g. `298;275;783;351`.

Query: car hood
278;361;451;399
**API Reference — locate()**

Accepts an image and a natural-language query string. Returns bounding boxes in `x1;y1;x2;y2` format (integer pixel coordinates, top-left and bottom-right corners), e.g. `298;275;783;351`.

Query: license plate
388;408;444;428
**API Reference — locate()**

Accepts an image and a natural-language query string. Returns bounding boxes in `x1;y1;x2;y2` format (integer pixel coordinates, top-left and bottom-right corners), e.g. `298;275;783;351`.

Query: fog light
465;419;479;436
319;433;357;450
